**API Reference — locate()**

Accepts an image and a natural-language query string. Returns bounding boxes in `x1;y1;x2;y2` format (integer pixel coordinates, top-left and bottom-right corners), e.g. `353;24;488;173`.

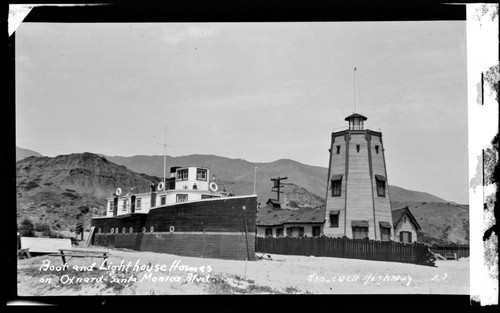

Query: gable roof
392;207;421;230
257;206;325;226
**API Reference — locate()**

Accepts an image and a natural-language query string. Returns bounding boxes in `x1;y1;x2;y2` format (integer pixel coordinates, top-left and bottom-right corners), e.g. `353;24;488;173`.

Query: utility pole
253;165;257;195
270;176;292;201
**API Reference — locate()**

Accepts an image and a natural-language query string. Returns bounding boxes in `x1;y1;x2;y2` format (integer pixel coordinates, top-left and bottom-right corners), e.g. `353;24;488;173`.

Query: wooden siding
324;134;346;237
369;134;394;240
324;131;394;241
93;232;255;260
345;133;374;238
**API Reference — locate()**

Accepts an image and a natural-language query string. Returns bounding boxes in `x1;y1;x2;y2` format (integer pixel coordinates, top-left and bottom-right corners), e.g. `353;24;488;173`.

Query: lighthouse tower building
324;113;394;240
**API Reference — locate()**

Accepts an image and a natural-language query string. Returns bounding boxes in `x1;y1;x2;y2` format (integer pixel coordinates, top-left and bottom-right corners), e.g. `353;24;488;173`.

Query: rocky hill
16;153;160;231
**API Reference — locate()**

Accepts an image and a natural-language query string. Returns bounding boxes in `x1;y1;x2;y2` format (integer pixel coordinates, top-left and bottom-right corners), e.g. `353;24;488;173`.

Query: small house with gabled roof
391;206;421;243
256;206;325;238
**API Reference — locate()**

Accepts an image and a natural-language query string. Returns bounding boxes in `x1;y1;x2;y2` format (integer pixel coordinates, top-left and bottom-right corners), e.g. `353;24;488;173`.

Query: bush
19;218;35;237
34;222;52;237
78;206;89;214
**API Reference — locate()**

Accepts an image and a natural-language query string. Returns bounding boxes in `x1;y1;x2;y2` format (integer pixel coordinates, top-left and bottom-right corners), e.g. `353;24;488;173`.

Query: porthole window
142;227;146;233
150;226;154;233
129;227;133;233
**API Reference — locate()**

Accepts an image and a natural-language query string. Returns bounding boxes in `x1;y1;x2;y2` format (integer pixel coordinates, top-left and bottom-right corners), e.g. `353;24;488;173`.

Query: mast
354;66;358;113
163;126;167;188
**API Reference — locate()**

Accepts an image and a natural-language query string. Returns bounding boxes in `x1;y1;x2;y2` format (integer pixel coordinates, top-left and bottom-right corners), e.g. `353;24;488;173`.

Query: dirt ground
17;247;469;295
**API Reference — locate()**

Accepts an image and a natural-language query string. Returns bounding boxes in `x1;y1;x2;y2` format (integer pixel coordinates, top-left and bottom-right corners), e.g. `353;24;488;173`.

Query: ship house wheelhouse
105;166;228;217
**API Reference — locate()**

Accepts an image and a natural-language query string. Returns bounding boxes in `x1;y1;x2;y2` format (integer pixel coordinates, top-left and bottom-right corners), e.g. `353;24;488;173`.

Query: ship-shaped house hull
91;166;257;260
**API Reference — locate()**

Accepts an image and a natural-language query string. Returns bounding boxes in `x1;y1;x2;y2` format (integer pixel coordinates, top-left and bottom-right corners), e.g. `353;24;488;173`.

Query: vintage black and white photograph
9;2;498;303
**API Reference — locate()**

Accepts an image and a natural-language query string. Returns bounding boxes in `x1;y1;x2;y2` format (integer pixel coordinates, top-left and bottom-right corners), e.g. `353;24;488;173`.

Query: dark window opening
331;179;342;197
356;144;360;153
312;226;321;237
329;212;339;228
400;231;412;243
160;195;166;205
380;227;391;241
286;227;305;237
352;226;369;239
336;145;341;154
265;228;273;237
375;145;380;154
376;178;386;197
276;228;284;237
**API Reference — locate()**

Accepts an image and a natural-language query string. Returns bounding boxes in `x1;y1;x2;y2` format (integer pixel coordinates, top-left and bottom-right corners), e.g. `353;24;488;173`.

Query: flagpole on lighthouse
354;66;358;113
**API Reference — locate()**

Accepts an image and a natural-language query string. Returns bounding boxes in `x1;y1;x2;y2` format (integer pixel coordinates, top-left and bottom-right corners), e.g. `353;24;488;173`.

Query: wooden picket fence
428;244;469;259
256;236;435;265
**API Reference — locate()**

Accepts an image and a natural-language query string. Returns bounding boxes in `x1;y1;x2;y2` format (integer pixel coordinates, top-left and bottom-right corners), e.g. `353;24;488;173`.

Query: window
122;199;128;211
331;175;342;197
352;227;369;239
176;194;188;203
265;228;273;237
276;228;284;237
375;145;380;154
177;169;189;181
286;227;305;237
336;145;341;154
379;222;391;241
375;175;386;197
329;210;339;228
202;195;220;199
400;231;412;243
108;201;114;211
197;169;207;181
356;144;360;153
136;198;142;210
312;226;321;237
160;195;166;205
403;216;407;223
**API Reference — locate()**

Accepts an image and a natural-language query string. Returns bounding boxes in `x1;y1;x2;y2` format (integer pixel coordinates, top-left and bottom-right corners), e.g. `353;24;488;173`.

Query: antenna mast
163;126;167;187
354;66;358;113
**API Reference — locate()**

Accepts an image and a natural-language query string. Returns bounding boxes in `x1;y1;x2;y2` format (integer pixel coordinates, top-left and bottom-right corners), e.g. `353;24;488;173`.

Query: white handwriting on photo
306;272;448;287
37;259;212;285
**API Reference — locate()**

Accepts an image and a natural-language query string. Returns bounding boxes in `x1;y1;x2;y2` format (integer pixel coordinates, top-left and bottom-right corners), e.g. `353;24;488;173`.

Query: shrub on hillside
34;222;52;237
78;206;89;214
19;219;35;237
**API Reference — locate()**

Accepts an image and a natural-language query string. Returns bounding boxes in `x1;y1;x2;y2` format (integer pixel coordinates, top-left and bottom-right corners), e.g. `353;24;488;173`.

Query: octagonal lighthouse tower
323;113;394;240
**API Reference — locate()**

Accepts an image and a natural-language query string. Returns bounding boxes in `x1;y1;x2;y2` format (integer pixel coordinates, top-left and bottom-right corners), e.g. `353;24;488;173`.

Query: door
113;197;118;216
131;195;136;213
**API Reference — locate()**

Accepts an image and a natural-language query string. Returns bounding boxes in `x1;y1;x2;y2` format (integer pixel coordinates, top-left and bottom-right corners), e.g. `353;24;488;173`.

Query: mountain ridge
15;151;468;244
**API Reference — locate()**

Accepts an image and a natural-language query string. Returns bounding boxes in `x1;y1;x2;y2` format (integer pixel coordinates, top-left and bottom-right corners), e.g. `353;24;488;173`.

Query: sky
15;21;469;204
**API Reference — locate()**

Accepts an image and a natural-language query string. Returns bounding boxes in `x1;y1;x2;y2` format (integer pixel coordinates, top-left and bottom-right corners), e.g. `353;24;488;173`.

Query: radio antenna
354;66;358;113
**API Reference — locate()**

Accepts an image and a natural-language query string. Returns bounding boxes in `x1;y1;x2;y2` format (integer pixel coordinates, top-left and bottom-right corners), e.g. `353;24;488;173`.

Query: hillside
16;153;160;231
15;150;467;244
16;146;43;161
392;201;469;244
104;154;449;205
